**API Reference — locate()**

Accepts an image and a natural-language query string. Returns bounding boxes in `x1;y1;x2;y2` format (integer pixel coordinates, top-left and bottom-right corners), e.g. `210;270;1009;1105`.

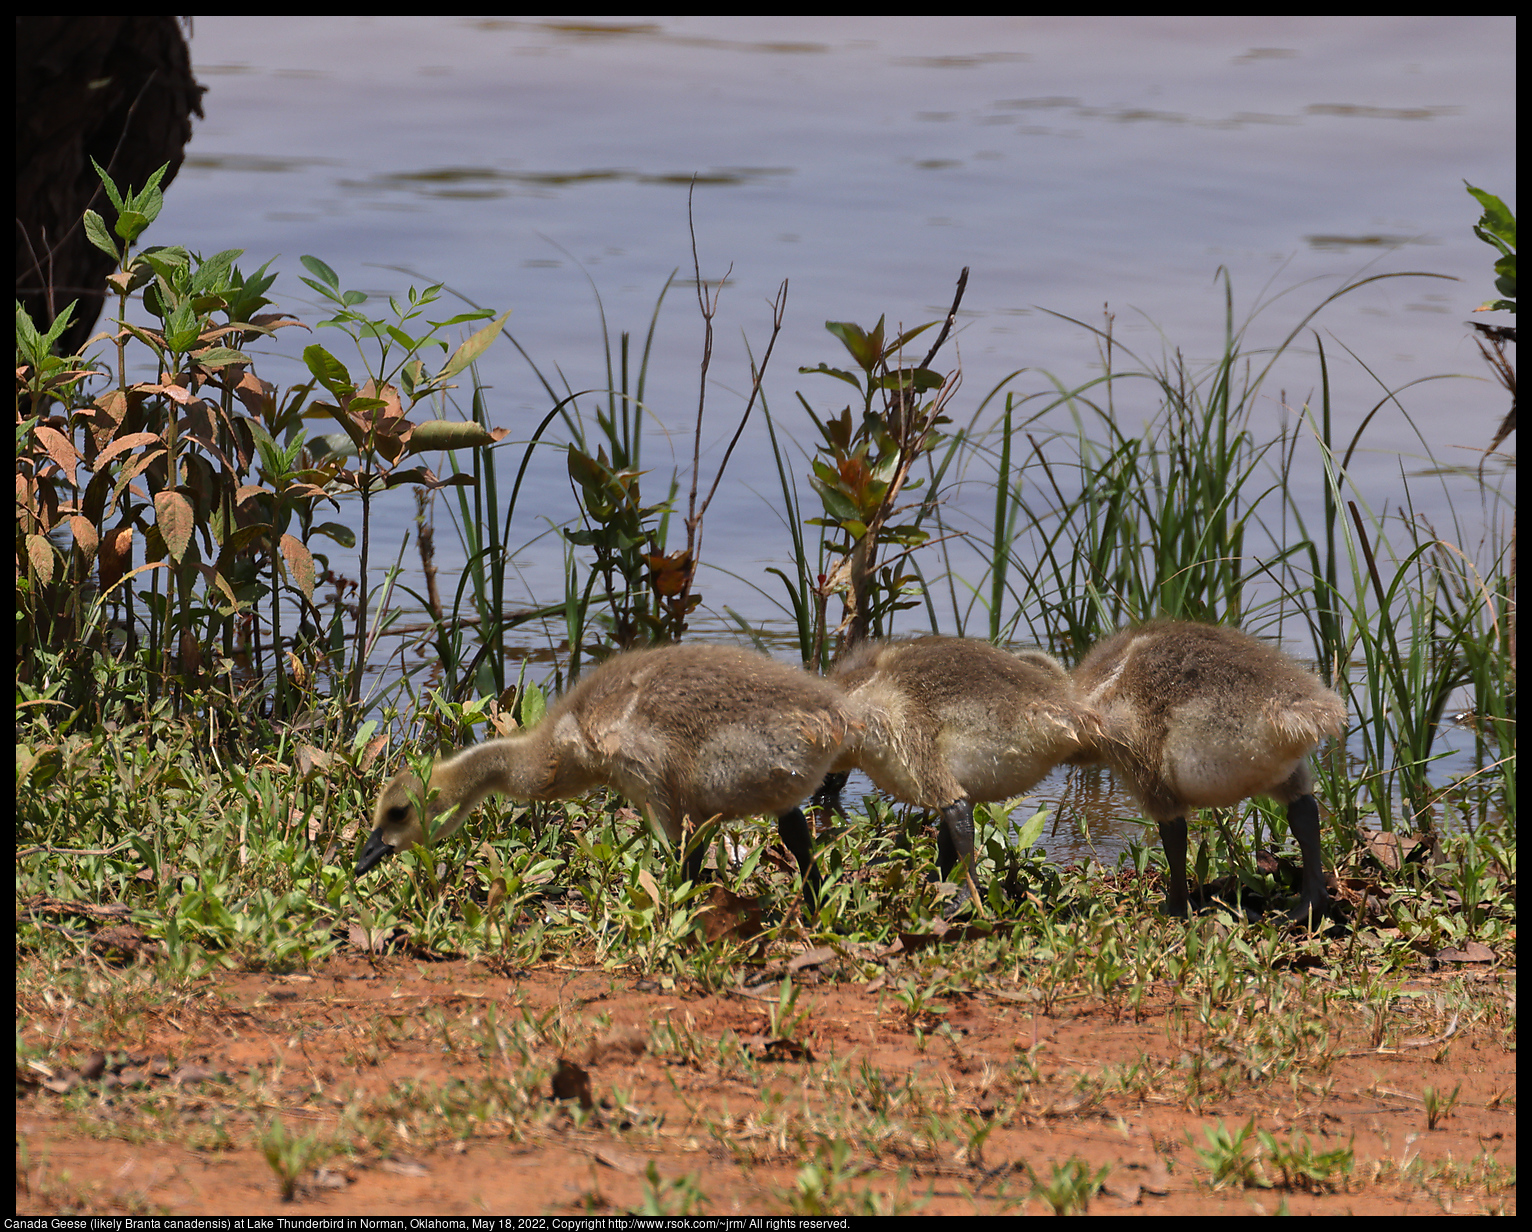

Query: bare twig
675;181;790;628
918;266;971;372
1341;1014;1460;1057
695;280;789;528
16;843;135;859
685;180;727;544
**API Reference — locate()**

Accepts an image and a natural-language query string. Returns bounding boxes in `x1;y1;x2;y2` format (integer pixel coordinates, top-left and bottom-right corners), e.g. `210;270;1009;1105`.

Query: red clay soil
16;955;1516;1216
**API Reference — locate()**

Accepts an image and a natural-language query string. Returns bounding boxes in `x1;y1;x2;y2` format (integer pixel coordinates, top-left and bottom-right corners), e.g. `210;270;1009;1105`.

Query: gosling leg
937;799;980;918
775;807;823;913
679;834;708;889
810;771;850;823
1158;817;1191;917
1286;794;1332;927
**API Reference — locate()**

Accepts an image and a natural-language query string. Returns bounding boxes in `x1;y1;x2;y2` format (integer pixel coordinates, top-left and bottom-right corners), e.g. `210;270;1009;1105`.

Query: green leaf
379;466;439;489
99;159;171;243
82;210;120;261
191;248;244;296
40;300;78;353
14;301;44;367
385;324;420;351
825;317;885;372
136;247;192;289
136;187;165;230
164;302;203;352
192;347;252;369
1465;182;1515;254
797;362;865;392
567;445;613;490
114;209;152;242
14;300;79;370
247;422;285;477
300;255;340;289
877;365;946;393
438;309;511;379
1494;253;1515;300
407;419;500;452
235;256;278;298
1463;185;1516;313
298;278;337;302
809;457;843;487
427;310;495;329
518;682;547;728
889;320;938;351
399;358;422;400
883;526;930;547
808;476;862;524
311;521;357;548
1014;808;1048;852
302;345;355;398
90;156;127;214
140;162;171;195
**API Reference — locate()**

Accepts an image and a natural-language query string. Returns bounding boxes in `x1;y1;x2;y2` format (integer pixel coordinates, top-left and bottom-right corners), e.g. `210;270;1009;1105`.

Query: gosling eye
385;805;410;824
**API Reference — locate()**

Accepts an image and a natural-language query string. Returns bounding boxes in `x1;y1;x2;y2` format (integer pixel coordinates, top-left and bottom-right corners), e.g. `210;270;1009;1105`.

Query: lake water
127;16;1513;865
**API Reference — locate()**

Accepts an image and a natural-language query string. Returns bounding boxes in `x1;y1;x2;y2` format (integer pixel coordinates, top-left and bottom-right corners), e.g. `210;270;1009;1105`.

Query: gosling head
356;769;430;875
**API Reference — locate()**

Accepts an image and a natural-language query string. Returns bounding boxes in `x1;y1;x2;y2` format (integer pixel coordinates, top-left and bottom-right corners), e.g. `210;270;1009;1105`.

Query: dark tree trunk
15;16;205;355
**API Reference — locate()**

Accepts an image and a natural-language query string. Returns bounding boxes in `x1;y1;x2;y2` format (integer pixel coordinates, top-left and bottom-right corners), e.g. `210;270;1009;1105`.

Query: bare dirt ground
15;947;1515;1216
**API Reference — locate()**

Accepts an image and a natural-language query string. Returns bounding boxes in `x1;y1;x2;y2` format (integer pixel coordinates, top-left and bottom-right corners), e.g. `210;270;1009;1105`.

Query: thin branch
685;179;726;548
918;266;971;372
696;279;789;526
680;183;790;616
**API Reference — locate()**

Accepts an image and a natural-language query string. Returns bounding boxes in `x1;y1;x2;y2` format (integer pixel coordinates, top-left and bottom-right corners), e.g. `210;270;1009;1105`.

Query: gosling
357;643;859;908
1071;620;1346;925
827;636;1100;910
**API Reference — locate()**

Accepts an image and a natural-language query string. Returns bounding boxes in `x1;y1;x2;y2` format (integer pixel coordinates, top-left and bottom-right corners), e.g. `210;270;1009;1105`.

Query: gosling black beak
355;828;395;875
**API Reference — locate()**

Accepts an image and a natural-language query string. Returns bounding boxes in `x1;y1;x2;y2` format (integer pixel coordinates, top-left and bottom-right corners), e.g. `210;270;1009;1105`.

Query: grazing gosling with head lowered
1070;620;1346;925
358;643;859;908
826;636;1101;909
